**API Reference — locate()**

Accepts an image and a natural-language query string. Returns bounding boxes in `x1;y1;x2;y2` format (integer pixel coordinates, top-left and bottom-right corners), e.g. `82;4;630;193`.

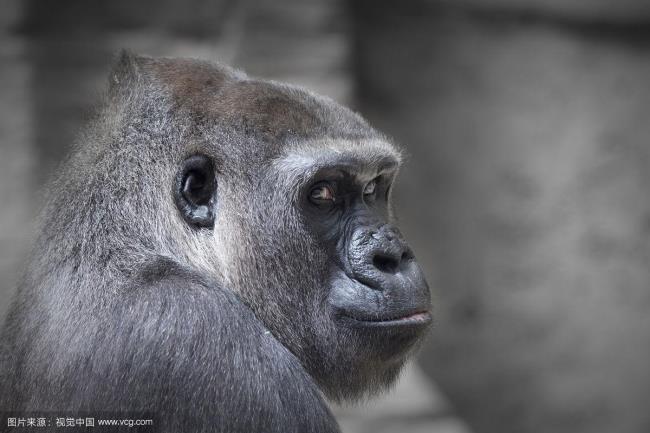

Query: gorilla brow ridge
270;138;402;192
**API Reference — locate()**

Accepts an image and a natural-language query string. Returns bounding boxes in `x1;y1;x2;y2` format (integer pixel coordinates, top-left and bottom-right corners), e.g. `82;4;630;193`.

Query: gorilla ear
174;155;217;229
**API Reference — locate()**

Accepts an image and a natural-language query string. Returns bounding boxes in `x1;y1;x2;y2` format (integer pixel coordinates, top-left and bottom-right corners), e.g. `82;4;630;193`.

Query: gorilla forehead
143;57;377;147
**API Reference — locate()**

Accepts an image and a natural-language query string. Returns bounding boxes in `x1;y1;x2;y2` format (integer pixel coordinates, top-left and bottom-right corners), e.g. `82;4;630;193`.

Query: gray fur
0;52;429;432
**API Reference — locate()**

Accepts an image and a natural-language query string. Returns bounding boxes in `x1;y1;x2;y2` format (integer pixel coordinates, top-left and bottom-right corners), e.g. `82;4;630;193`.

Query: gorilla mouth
329;272;432;329
341;310;432;328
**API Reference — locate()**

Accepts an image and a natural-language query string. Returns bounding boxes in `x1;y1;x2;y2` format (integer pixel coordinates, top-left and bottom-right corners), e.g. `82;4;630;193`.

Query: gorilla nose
347;224;418;291
372;249;412;274
370;228;413;275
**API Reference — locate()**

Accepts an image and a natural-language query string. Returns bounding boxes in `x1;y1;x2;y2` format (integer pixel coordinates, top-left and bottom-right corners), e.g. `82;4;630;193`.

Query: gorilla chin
329;270;432;365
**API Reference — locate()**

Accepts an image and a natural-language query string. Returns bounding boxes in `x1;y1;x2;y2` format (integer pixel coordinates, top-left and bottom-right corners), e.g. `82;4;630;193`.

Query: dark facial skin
304;158;431;330
308;156;432;381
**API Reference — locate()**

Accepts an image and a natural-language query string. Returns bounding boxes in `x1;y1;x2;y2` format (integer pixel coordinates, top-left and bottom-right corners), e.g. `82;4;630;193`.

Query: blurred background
1;1;650;432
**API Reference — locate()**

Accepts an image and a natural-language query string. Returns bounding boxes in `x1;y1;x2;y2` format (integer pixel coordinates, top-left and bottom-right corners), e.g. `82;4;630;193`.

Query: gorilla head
140;55;433;401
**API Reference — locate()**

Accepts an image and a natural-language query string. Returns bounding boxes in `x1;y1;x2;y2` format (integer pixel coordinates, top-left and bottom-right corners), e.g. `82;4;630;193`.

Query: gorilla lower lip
344;311;432;327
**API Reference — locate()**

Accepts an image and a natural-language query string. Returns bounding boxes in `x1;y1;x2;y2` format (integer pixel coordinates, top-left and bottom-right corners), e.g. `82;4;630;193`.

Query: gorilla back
0;53;431;432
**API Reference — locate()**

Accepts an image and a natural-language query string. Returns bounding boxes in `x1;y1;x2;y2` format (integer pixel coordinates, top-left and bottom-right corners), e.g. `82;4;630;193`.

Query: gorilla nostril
373;254;400;274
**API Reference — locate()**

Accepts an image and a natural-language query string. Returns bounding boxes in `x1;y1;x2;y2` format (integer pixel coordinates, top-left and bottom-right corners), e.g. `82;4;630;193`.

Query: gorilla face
300;150;430;317
303;155;431;330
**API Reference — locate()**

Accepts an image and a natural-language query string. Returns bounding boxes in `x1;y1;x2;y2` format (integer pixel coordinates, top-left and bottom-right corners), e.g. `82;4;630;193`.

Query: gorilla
0;52;431;432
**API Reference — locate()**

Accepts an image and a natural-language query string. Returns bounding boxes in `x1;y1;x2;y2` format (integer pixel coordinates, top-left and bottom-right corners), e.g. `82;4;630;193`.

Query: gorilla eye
363;179;377;196
309;183;335;205
174;155;217;228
